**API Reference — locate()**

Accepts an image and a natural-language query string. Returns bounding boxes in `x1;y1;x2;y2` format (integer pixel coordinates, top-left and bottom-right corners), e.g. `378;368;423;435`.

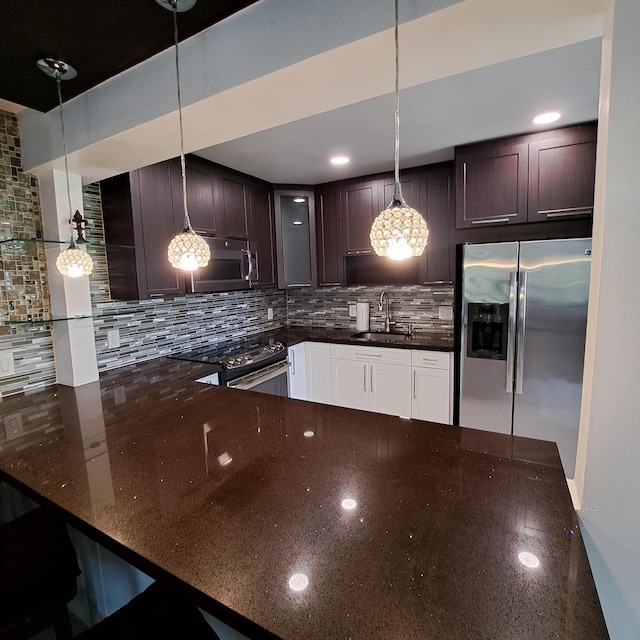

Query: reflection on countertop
0;357;608;640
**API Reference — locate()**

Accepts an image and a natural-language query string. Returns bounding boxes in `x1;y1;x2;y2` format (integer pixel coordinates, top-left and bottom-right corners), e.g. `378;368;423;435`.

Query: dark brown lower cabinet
101;160;185;300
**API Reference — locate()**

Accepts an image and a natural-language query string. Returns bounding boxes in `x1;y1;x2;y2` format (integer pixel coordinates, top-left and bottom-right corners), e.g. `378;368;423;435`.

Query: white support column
39;169;99;387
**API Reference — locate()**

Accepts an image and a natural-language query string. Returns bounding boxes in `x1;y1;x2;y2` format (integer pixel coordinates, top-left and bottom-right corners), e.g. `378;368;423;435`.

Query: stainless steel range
170;337;289;397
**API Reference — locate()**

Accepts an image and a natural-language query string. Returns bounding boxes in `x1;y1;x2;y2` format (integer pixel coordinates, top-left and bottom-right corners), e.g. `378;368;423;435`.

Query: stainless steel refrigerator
459;238;591;478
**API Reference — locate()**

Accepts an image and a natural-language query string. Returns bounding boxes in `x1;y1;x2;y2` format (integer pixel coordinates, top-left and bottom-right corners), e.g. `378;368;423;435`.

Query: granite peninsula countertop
0;358;607;639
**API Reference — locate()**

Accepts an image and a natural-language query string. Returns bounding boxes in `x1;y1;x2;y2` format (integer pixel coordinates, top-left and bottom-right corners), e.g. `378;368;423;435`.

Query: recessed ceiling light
330;155;350;166
293;197;306;203
532;111;562;125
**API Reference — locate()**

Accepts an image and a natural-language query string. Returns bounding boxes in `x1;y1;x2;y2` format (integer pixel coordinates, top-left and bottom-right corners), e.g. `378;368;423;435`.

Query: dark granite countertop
0;358;607;639
237;326;454;353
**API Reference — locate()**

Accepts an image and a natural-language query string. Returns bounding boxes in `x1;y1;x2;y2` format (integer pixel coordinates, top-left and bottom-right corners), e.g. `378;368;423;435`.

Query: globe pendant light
37;57;94;278
370;0;429;261
159;0;211;271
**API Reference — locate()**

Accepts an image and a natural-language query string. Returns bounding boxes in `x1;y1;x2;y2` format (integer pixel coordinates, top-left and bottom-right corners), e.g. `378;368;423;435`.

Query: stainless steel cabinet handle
290;349;296;375
471;217;511;225
515;271;528;395
506;271;517;393
544;207;593;218
413;370;417;399
363;364;367;392
370;365;373;393
356;353;382;359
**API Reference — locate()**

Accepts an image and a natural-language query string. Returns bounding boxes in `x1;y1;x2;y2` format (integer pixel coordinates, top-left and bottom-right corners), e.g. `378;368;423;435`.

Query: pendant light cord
171;2;192;232
392;0;405;205
56;75;77;247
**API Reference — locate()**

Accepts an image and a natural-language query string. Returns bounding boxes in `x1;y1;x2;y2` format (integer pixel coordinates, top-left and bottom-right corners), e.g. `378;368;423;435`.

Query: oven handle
226;359;290;390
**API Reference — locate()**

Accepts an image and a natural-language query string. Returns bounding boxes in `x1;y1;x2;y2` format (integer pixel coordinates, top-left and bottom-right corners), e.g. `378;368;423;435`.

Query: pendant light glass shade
160;0;211;271
370;198;429;261
370;0;428;260
37;57;94;278
167;228;211;270
56;237;95;277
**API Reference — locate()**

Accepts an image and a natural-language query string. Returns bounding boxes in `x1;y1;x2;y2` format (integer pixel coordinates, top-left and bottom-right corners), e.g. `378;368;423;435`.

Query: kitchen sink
351;330;412;344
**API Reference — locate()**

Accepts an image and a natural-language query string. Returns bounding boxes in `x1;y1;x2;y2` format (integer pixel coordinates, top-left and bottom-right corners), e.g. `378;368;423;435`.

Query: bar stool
75;581;221;639
0;506;82;640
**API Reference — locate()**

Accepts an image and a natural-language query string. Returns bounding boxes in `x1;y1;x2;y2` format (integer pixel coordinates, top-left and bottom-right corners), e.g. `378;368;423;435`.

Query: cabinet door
306;342;333;404
288;343;308;401
455;142;529;228
331;358;370;411
180;158;216;235
215;170;249;239
130;161;185;298
379;172;421;211
369;362;412;417
342;179;380;255
249;180;277;288
527;125;597;222
411;367;451;424
274;190;317;288
316;184;344;286
419;164;454;283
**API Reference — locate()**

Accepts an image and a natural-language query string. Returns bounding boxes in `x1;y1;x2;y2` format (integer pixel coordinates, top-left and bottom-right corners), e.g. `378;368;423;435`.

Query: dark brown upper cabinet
419;163;455;284
527;126;597;221
215;169;250;239
342;179;380;255
455;122;597;230
274;189;317;289
317;164;454;286
248;179;277;289
101;159;185;300
180;157;216;235
455;142;529;228
315;183;343;286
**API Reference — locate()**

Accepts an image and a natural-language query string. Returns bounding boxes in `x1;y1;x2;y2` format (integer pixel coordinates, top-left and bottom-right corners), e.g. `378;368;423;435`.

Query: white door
332;358;370;411
369;362;412;417
412;367;451;423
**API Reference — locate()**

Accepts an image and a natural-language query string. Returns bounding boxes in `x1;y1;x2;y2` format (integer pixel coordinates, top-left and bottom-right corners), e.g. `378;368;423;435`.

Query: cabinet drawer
331;343;412;365
411;350;450;370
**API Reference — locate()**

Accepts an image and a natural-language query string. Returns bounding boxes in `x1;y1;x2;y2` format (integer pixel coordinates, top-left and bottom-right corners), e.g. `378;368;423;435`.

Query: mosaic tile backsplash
287;285;454;341
0;109;56;398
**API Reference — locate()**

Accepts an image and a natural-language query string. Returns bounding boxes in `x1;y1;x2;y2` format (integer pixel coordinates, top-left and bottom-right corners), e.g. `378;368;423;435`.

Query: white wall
574;0;640;637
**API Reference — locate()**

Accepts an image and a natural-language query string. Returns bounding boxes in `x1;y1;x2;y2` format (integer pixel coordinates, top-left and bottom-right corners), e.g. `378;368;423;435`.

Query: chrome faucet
379;291;392;332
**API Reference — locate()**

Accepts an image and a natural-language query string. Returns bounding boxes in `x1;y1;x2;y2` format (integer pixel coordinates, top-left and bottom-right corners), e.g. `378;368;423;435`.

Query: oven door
226;360;290;397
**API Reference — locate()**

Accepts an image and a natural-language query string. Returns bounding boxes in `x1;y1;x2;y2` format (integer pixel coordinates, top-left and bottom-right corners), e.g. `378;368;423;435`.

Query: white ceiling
18;0;607;186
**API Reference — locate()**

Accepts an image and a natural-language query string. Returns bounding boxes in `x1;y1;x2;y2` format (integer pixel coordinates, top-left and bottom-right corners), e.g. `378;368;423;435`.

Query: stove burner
223;342;285;369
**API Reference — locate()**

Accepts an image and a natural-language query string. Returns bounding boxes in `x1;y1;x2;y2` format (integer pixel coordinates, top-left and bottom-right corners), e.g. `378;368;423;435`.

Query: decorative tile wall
92;289;287;371
0;109;56;398
287;284;454;343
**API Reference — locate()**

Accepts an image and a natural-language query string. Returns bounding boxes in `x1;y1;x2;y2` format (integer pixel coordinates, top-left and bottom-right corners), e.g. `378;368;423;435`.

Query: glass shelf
0;237;134;249
2;306;150;327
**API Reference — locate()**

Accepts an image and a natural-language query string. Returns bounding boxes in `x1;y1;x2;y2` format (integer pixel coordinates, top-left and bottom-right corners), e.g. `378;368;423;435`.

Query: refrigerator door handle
506;271;518;393
515;271;528;395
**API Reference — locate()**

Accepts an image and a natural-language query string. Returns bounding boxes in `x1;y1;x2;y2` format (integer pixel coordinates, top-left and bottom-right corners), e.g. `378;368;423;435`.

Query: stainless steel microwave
188;237;258;293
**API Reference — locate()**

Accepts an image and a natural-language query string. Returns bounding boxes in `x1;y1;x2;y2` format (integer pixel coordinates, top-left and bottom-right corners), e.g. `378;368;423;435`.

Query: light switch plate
0;350;15;377
439;306;454;321
267;308;273;320
348;304;356;318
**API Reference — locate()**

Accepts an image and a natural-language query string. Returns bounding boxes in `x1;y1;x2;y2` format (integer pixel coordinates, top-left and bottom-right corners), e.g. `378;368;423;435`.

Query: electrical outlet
4;412;24;439
438;306;454;321
107;329;120;349
0;350;15;377
267;308;274;320
348;304;357;318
